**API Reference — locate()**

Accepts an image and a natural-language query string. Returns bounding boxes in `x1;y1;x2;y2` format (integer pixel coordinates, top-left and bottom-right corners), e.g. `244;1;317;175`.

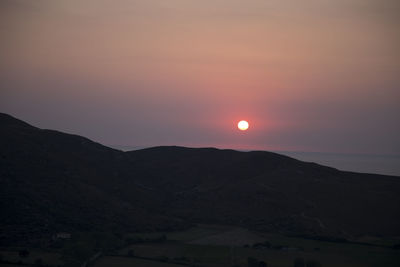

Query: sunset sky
1;0;399;154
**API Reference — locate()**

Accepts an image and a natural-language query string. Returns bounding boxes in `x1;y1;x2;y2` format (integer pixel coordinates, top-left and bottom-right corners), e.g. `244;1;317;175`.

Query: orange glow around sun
238;120;249;131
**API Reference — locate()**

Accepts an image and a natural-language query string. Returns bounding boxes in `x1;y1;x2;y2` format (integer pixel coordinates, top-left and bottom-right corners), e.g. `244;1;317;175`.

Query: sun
237;120;249;131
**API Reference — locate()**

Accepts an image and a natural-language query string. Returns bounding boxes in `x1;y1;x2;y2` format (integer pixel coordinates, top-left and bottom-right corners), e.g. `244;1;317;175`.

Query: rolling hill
1;113;399;245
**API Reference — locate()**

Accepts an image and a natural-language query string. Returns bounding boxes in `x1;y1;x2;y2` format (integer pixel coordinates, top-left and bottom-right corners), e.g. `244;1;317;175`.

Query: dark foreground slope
127;147;400;238
1;113;399;245
0;113;184;244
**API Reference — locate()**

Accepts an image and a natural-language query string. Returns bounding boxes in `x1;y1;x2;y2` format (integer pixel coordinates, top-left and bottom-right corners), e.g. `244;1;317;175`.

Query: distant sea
275;151;400;177
111;145;400;177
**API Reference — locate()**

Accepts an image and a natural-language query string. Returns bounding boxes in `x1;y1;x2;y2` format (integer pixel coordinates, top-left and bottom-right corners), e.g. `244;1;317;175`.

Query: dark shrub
248;257;258;267
294;257;305;267
127;249;135;257
34;258;43;266
306;260;322;267
19;249;30;258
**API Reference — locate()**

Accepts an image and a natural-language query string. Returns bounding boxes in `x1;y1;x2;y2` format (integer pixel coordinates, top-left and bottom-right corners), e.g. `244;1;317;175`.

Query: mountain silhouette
1;113;399;245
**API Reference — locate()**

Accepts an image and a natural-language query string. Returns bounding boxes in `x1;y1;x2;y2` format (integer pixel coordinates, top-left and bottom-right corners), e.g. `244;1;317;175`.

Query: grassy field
2;225;399;267
95;256;185;267
0;248;64;266
111;224;400;267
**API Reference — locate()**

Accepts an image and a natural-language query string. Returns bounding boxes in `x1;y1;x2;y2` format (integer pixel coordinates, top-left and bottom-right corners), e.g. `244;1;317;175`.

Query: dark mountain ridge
1;113;399;245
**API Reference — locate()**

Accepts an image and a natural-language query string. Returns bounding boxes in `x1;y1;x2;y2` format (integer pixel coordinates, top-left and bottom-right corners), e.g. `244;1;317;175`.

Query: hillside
126;147;400;238
1;113;399;245
0;113;184;245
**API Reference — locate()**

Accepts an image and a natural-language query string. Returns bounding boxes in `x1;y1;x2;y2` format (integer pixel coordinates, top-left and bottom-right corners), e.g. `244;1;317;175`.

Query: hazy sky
1;0;399;154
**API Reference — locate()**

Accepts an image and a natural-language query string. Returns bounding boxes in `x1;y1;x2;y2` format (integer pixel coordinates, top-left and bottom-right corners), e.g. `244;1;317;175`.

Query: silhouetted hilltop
0;113;183;245
1;113;399;245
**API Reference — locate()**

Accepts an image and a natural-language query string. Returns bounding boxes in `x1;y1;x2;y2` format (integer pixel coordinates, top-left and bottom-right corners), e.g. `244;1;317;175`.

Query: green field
0;249;64;266
95;256;186;267
2;225;399;267
106;225;400;267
